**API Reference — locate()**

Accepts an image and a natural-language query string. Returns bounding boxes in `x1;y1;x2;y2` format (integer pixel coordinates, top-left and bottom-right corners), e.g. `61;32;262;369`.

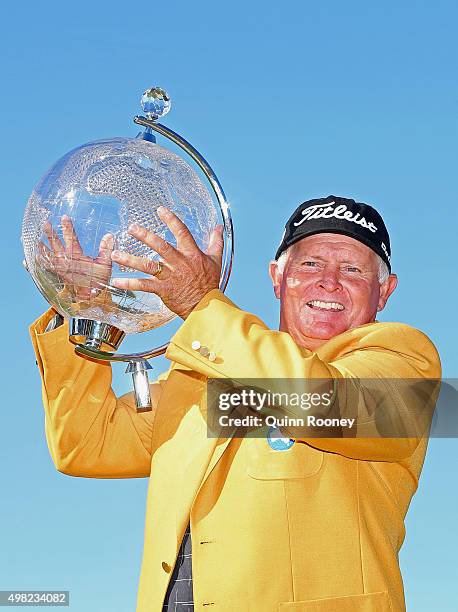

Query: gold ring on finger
152;260;163;277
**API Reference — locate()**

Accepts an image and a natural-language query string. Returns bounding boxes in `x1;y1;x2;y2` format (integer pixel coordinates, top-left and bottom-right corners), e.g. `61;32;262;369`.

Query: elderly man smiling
29;195;440;612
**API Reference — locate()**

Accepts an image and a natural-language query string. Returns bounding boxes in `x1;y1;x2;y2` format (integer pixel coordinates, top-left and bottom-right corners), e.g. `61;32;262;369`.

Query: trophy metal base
69;317;152;412
69;318;125;350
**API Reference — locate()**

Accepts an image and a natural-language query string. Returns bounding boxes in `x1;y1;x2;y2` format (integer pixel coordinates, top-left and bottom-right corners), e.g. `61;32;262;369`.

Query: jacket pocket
246;438;324;480
278;591;392;612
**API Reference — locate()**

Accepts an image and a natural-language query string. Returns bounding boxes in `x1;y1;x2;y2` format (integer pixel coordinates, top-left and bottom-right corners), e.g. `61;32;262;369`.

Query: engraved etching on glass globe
22;137;218;335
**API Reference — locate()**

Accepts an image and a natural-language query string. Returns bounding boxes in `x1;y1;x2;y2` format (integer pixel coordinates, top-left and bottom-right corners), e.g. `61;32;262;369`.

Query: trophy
22;87;233;410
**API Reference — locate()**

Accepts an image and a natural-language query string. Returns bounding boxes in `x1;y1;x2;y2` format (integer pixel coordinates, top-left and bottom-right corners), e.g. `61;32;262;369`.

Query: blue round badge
267;426;295;451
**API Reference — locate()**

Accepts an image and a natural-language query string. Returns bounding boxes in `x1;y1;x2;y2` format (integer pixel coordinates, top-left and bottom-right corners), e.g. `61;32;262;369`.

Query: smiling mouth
306;300;345;312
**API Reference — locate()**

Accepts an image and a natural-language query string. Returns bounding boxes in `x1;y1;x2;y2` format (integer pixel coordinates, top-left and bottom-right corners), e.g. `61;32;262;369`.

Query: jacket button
162;561;172;573
191;340;201;350
199;346;210;357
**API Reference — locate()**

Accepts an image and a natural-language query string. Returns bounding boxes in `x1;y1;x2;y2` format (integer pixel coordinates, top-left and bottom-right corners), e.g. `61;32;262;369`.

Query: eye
344;266;361;273
302;261;318;267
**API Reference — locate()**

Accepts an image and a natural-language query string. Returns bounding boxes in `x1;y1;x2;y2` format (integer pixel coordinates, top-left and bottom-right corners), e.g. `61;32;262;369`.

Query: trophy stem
126;360;153;412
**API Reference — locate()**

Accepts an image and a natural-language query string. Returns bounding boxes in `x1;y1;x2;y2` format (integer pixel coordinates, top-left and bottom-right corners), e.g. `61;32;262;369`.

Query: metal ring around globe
74;117;233;364
134;115;234;294
74;341;170;362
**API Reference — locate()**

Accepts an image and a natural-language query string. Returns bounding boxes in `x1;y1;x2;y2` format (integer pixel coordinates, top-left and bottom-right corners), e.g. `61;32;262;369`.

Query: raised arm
165;289;442;461
29;307;170;478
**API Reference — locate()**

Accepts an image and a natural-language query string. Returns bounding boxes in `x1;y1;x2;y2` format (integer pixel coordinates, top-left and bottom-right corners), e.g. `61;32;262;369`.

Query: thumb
207;225;224;266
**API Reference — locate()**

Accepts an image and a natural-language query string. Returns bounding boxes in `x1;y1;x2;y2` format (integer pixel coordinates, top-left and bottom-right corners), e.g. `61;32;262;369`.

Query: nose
316;267;343;292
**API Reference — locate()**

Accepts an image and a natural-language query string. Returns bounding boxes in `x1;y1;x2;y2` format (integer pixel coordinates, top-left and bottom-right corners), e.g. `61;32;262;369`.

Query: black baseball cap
275;195;392;273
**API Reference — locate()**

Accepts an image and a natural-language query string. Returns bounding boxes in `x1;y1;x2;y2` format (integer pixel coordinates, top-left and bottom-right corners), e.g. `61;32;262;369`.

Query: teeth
307;300;344;311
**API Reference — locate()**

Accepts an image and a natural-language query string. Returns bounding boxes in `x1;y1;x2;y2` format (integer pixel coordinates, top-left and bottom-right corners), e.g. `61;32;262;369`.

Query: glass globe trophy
22;87;233;410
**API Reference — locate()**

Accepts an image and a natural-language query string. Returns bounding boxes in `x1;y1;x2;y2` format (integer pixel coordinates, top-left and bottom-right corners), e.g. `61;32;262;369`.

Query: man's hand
110;206;224;319
37;215;114;302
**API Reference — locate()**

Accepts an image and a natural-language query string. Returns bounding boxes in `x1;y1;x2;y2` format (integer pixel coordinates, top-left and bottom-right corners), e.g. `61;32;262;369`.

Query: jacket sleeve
29;307;171;478
165;290;442;462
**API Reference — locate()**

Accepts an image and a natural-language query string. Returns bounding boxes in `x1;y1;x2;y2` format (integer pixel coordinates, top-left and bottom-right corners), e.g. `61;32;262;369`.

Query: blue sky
1;1;457;610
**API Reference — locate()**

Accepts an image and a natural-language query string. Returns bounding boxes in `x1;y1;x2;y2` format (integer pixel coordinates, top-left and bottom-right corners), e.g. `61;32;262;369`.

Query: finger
111;249;169;277
128;222;180;264
157;207;198;253
96;233;115;263
37;240;51;256
36;241;68;288
207;225;224;267
44;220;65;255
37;241;53;266
110;276;162;293
61;215;84;256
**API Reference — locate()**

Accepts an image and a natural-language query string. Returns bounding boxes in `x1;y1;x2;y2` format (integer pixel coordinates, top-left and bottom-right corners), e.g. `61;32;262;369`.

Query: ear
269;260;282;299
377;274;398;311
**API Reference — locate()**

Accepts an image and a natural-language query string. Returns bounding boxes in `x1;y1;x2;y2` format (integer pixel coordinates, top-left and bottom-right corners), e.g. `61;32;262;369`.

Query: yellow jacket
29;290;441;612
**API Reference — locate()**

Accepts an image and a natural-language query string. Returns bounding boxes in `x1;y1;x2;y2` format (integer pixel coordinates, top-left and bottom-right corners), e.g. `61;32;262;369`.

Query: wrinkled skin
110;206;224;319
269;233;398;351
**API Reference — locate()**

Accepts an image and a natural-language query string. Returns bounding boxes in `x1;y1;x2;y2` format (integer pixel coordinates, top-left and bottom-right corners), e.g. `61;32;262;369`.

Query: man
29;195;441;611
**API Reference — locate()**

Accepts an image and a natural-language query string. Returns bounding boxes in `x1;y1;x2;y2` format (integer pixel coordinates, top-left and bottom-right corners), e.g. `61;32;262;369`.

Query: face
269;233;398;350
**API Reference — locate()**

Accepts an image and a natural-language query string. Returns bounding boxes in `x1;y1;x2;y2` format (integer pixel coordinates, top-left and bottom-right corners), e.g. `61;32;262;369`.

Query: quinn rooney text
218;415;356;429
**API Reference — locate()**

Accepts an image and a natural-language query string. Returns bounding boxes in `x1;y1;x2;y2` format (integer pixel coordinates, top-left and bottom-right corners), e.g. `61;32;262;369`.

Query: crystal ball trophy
22;87;233;410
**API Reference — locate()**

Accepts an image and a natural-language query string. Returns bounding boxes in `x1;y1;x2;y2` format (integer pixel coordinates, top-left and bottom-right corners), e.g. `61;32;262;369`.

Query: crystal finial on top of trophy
140;87;171;120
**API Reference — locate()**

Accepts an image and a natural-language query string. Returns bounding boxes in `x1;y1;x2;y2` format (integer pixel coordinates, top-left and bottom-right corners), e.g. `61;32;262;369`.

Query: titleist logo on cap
275;195;391;272
293;201;378;234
